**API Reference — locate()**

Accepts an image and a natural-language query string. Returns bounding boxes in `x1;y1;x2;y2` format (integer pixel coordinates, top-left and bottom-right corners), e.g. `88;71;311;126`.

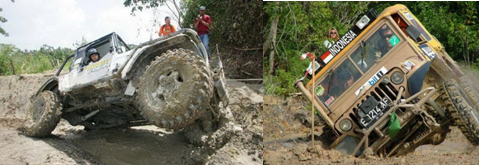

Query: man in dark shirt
379;25;394;55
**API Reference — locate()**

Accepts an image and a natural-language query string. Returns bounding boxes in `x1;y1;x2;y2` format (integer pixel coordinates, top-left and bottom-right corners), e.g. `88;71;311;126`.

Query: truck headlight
356;15;370;30
339;119;353;132
391;71;404;84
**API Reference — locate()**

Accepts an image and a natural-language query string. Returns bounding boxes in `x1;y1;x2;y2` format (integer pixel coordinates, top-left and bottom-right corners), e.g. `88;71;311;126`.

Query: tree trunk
263;2;280;56
9;59;15;75
268;15;279;75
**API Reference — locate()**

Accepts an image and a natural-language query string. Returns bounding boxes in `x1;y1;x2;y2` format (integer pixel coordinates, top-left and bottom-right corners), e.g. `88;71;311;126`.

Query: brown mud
0;73;263;165
264;94;479;165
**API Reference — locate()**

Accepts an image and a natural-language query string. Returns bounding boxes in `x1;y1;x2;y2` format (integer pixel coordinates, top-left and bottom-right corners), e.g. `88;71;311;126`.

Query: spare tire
136;48;213;130
442;80;479;145
24;90;62;137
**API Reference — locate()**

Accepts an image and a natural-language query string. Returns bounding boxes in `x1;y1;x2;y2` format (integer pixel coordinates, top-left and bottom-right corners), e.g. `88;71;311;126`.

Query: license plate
358;97;391;128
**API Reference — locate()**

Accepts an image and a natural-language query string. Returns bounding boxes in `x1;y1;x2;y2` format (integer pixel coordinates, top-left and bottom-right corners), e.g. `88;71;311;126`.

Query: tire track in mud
0;74;263;165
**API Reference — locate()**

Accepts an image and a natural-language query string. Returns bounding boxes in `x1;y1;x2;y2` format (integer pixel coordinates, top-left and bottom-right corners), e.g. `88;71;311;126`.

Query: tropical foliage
0;44;73;75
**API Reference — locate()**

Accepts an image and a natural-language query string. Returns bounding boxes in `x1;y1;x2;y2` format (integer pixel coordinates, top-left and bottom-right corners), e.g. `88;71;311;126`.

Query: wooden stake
311;54;315;149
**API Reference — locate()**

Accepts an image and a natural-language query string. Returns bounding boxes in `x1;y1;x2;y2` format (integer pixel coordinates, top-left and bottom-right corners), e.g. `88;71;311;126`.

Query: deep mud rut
0;73;263;165
264;95;479;165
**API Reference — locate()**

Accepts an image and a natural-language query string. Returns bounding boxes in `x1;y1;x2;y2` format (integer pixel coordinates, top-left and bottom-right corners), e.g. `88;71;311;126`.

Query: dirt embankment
0;73;263;165
264;95;479;165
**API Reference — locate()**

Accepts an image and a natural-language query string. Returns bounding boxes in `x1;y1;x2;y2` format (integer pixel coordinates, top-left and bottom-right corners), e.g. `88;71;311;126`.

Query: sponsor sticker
403;60;415;71
315;85;325;96
325;96;335;107
84;59;110;73
419;44;436;60
389;35;400;47
320;29;359;64
355;66;388;95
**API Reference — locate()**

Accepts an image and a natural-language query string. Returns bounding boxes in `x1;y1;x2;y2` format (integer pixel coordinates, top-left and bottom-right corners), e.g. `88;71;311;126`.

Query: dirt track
0;73;263;165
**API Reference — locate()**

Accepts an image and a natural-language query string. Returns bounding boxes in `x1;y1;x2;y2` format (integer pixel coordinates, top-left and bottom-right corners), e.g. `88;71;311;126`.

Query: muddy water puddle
58;125;196;165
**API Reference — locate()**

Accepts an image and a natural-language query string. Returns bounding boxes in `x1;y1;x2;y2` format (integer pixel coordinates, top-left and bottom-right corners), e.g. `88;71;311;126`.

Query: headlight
339;119;353;132
356;15;370;29
391;71;404;84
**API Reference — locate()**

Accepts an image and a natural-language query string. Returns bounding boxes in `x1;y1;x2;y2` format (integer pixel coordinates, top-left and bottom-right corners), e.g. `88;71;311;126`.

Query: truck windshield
317;59;361;107
316;24;400;107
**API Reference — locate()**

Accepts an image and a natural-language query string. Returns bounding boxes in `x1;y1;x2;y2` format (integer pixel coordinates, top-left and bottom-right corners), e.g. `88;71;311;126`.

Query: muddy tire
442;80;479;145
24;90;62;137
459;77;479;110
184;101;234;149
137;48;213;130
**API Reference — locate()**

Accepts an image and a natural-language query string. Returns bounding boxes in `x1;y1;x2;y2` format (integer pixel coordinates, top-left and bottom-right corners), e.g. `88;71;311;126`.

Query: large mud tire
137;48;213;130
24;90;62;137
184;102;234;149
459;77;479;110
442;80;479;145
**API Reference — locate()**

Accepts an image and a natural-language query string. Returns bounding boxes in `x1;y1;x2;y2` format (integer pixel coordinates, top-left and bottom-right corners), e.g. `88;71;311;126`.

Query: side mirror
406;26;421;42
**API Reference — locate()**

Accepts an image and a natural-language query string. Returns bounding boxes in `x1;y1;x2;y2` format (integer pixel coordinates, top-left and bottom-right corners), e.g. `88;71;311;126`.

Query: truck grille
354;83;398;129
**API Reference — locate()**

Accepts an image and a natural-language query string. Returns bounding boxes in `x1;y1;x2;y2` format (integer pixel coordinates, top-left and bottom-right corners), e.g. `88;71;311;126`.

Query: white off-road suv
23;29;232;148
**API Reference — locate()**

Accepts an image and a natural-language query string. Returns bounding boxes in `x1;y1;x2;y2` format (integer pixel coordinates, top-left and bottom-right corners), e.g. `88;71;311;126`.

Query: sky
0;0;183;50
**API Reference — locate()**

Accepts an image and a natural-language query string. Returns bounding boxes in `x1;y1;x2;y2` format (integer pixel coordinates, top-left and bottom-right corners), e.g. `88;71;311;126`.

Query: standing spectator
194;6;211;56
159;16;176;37
323;28;340;48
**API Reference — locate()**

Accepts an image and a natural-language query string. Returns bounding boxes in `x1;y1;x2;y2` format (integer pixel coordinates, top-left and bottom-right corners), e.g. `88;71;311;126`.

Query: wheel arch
407;61;431;96
121;36;205;87
35;77;59;96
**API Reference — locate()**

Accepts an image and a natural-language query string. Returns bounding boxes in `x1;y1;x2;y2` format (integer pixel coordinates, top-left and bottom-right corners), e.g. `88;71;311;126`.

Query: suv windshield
316;24;400;107
317;59;361;107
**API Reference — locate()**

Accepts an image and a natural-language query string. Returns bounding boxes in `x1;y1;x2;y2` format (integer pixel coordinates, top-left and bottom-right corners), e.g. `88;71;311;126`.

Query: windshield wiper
327;69;334;95
360;41;368;68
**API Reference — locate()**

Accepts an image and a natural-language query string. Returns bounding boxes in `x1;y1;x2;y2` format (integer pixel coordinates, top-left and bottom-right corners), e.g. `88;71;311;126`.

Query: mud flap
124;81;135;96
215;79;229;107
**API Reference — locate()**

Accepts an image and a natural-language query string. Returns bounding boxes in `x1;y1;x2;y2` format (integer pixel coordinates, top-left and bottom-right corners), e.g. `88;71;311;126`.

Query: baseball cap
199;6;206;10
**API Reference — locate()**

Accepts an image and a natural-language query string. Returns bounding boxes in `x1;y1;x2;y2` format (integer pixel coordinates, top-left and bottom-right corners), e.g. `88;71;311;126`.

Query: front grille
355;83;398;129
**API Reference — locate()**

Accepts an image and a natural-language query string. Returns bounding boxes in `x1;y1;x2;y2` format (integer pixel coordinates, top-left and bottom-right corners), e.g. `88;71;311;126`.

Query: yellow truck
295;4;479;157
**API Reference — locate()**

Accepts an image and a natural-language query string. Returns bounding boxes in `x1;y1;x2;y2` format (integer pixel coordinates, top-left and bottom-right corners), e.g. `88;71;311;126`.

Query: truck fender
35;77;59;96
407;61;431;96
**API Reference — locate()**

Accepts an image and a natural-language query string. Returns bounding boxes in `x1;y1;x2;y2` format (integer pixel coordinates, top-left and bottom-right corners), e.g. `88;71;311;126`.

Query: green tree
0;44;73;75
0;0;15;37
0;44;17;74
264;2;370;96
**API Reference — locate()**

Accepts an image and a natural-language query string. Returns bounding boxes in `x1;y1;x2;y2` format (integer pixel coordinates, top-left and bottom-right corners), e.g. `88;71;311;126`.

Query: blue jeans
199;34;209;57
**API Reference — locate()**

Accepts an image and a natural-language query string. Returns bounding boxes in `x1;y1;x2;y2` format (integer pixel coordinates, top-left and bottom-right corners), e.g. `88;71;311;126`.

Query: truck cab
59;33;131;92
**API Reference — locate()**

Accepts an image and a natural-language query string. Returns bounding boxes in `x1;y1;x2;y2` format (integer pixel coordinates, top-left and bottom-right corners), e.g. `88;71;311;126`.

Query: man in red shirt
194;6;211;57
